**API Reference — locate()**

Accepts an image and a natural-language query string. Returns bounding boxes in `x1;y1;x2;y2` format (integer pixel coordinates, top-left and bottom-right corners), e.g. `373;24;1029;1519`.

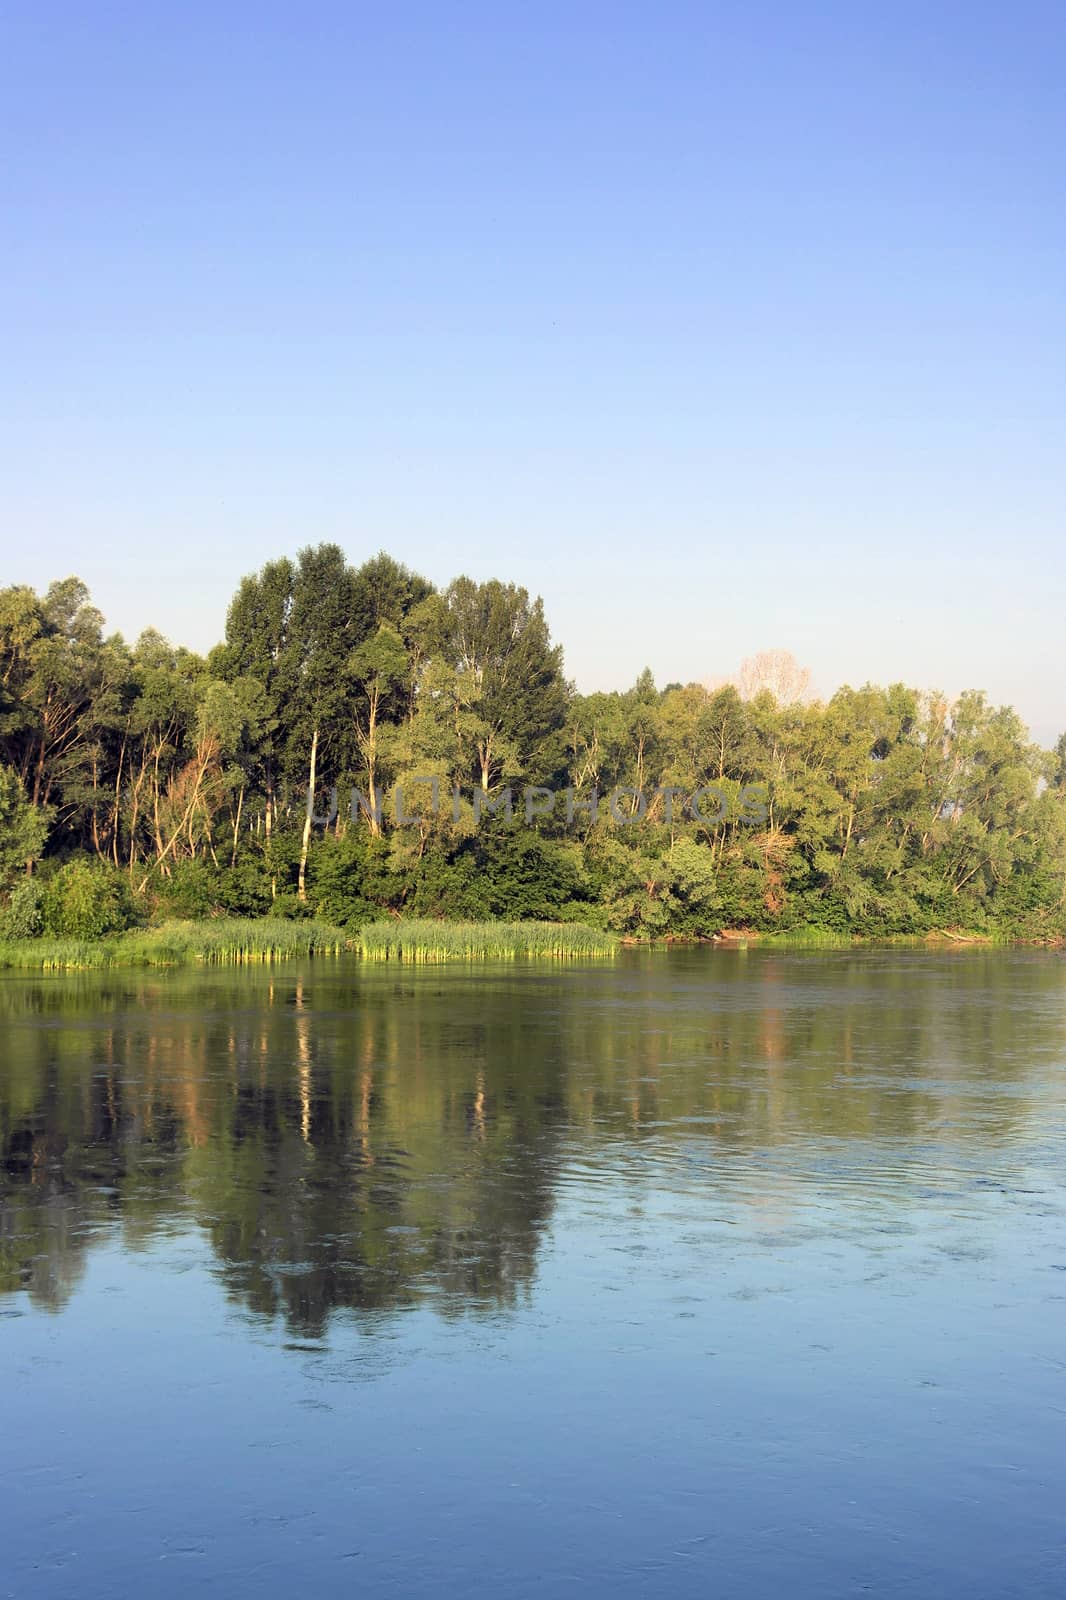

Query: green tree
218;556;296;840
0;765;51;889
286;545;361;899
349;624;410;834
441;578;568;794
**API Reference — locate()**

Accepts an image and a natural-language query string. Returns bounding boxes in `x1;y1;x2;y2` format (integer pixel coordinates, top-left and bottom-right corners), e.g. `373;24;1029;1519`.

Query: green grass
0;917;615;970
1;917;1022;973
749;927;859;948
356;919;617;962
0;917;350;971
736;927;1010;949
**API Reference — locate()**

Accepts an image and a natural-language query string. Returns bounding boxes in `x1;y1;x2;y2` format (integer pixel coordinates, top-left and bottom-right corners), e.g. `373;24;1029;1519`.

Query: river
3;948;1065;1596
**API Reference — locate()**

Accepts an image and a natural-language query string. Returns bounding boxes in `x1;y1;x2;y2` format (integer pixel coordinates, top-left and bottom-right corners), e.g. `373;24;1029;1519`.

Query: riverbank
714;927;1020;948
1;917;1058;972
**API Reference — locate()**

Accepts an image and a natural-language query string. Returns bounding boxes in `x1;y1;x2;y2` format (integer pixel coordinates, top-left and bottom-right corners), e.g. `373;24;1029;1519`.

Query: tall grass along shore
0;918;1022;973
356;920;616;962
0;917;616;971
0;918;350;971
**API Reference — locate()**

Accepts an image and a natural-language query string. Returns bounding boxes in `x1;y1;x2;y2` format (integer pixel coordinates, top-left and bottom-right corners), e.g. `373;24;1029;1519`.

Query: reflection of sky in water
2;950;1066;1597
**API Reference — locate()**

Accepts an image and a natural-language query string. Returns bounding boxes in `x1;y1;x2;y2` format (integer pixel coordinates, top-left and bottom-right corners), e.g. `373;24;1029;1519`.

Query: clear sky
2;2;1063;741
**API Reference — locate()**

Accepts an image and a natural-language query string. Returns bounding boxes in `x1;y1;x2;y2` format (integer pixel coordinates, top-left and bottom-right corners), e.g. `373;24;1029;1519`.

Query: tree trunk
363;693;381;837
297;726;319;903
112;735;127;866
231;784;244;867
135;744;216;894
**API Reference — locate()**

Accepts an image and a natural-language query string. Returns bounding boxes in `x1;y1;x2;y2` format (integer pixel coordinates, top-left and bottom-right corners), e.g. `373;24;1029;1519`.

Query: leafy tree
1052;732;1066;790
285;545;362;899
218;556;295;839
0;765;51;889
352;551;433;637
441;578;568;793
349;625;411;833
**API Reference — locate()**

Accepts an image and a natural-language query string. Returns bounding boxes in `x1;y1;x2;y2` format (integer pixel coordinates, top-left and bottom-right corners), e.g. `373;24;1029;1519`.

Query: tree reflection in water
2;951;1060;1338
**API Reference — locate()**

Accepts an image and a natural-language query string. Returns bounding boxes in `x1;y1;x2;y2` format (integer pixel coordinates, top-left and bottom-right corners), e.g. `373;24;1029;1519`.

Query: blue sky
2;2;1063;740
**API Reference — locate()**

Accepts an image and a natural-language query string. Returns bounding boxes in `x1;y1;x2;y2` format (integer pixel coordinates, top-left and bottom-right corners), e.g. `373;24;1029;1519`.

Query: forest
2;544;1065;943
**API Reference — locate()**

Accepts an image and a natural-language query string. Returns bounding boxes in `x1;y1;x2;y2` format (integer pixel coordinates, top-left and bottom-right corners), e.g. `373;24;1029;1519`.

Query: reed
751;927;858;948
356;919;617;963
0;918;350;971
734;927;1010;949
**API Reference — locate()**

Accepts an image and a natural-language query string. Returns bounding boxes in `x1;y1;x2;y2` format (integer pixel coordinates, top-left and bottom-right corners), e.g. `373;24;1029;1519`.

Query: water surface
3;949;1065;1596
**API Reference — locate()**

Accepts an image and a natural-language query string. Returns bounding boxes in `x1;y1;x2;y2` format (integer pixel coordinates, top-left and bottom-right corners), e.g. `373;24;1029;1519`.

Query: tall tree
219;556;296;839
440;578;568;793
285;545;360;899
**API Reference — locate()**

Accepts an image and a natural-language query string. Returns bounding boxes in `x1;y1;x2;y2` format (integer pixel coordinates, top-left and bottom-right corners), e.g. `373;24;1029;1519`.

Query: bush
307;831;399;926
151;858;219;920
406;827;591;922
473;829;589;920
0;877;44;939
214;857;274;917
40;859;137;939
270;892;315;920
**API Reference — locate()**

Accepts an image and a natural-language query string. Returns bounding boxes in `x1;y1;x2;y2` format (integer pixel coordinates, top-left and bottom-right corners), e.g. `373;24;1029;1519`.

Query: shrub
307;831;401;925
40;859;137;939
214;857;274;917
0;877;44;939
151;858;219;920
270;892;315;920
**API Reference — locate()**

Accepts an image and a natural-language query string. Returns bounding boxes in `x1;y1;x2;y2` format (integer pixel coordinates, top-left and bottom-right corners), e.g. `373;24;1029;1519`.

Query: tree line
2;546;1065;939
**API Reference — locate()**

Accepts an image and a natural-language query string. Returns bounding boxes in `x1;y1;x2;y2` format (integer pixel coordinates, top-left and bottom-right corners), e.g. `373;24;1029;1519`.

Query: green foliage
0;918;349;970
2;561;1065;946
151;858;220;920
356;919;615;962
440;576;569;791
0;877;44;939
40;860;137;939
214;857;276;917
305;831;399;926
446;828;588;921
0;765;51;889
269;892;316;921
402;843;487;920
